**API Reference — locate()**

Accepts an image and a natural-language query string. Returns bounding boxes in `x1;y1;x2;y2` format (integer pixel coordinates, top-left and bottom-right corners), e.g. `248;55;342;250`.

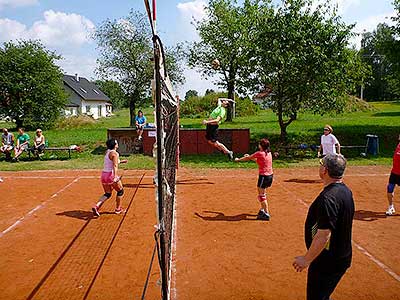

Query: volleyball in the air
211;59;220;70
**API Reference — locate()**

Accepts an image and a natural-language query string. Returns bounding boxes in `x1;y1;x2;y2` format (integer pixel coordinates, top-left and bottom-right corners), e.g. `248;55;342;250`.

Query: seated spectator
135;110;147;140
31;128;45;158
13;128;30;162
0;128;14;161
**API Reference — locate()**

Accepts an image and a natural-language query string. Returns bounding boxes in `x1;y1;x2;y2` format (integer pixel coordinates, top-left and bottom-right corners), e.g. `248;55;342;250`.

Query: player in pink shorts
235;138;273;221
92;139;127;217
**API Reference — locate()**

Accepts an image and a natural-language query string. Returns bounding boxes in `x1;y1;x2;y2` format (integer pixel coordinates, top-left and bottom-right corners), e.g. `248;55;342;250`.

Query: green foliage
244;0;359;141
0;40;67;129
180;92;226;118
235;97;259;117
56;115;96;130
94;80;127;110
94;10;184;125
184;90;199;100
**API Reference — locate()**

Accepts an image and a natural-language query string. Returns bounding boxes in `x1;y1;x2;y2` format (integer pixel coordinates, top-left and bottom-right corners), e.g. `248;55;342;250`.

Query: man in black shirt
293;154;354;300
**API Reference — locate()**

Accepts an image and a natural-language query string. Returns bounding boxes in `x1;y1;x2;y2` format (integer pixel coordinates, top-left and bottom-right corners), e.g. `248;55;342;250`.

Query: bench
45;147;78;159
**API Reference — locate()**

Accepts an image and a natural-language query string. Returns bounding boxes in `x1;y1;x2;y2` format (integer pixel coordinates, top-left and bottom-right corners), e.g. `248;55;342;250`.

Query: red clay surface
0;166;399;300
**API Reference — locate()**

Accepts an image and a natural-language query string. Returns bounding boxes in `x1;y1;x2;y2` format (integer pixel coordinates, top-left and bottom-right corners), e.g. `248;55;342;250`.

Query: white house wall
81;100;111;119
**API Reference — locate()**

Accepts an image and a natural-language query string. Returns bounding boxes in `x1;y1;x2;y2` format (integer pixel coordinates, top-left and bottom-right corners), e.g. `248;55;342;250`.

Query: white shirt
321;134;339;155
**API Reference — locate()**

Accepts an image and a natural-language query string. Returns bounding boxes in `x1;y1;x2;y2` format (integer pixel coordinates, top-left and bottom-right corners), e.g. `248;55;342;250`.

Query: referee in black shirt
293;154;354;300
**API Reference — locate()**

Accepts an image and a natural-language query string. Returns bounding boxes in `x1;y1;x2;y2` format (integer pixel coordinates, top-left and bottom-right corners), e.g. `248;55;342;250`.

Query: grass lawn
1;101;399;171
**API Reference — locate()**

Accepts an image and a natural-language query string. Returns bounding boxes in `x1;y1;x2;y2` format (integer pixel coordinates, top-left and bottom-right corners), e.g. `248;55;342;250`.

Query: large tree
245;0;358;141
94;10;185;126
0;40;67;129
188;0;263;121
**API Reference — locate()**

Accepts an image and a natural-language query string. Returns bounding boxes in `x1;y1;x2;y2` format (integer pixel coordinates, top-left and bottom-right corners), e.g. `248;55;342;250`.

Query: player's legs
307;264;347;300
256;175;273;220
257;187;269;212
113;180;124;212
386;173;399;215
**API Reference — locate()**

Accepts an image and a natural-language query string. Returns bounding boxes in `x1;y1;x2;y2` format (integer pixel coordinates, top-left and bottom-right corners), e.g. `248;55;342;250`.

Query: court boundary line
170;181;178;300
83;173;145;299
2;175;154;179
277;181;400;283
0;177;79;238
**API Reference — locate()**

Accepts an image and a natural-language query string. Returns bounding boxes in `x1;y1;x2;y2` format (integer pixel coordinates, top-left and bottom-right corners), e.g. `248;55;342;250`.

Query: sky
0;0;396;98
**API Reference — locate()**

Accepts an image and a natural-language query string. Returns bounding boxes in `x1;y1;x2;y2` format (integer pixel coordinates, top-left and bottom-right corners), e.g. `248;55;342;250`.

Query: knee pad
387;183;395;193
258;194;266;202
104;192;112;199
117;189;124;197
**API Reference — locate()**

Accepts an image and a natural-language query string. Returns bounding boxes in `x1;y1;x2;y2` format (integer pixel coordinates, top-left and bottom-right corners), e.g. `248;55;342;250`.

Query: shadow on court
56;210;93;221
195;211;258;222
177;179;215;185
354;210;396;222
284;178;321;184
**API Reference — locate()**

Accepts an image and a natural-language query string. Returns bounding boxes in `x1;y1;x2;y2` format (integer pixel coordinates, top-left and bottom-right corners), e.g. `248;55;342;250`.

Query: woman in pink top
235;138;273;221
92;139;127;217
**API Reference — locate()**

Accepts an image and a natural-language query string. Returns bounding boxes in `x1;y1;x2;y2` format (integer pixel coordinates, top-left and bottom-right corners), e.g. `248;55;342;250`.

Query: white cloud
350;12;395;48
177;0;207;22
0;0;38;10
310;0;360;15
57;54;98;80
0;10;95;48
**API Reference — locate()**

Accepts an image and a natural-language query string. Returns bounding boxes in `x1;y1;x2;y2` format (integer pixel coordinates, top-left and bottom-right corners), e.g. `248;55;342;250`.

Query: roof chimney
75;73;79;82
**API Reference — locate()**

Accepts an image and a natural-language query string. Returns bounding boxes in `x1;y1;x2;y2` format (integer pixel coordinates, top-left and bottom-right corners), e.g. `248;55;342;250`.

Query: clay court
0;166;399;300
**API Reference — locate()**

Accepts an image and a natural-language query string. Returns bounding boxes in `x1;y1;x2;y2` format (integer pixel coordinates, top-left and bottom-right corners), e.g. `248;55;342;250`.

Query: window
93;89;100;95
80;87;87;93
98;105;102;117
86;105;91;113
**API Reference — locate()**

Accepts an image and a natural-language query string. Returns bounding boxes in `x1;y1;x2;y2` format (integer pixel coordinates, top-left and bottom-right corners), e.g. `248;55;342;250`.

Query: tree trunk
277;101;287;143
129;97;136;127
15;117;23;129
226;81;235;122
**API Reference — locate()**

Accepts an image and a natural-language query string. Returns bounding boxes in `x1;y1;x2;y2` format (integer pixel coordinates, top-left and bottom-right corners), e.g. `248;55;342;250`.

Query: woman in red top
386;134;400;216
235;138;273;221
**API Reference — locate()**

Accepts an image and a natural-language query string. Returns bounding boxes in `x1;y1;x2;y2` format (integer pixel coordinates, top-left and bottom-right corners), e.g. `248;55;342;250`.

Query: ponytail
259;138;270;153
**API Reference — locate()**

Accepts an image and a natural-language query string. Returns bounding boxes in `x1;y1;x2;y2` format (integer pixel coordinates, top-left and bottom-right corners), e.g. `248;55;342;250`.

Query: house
253;86;275;109
63;74;112;119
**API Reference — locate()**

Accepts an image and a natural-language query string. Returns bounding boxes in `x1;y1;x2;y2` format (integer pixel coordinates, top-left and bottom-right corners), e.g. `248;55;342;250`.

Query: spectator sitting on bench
13;128;30;162
1;128;14;161
31;128;45;158
135;110;146;140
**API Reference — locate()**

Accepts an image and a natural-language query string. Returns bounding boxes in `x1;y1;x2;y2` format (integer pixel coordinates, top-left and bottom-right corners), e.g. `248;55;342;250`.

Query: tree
245;0;358;141
188;0;263;121
0;40;67;129
94;80;127;110
94;10;185;126
184;89;198;100
360;23;397;101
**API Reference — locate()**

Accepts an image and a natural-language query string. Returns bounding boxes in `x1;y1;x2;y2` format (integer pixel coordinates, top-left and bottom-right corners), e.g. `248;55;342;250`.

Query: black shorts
206;124;219;142
307;264;347;300
257;175;273;188
389;173;400;185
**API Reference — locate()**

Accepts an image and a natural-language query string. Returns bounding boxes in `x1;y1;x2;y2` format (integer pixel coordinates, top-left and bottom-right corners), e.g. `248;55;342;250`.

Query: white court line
277;182;400;283
0;177;79;238
170;183;179;300
1;175;154;180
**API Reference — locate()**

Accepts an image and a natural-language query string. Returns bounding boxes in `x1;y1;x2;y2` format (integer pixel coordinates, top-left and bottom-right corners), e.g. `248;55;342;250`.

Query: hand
317;152;321;158
293;256;310;272
120;159;128;164
234;158;240;162
113;176;121;183
202;120;207;125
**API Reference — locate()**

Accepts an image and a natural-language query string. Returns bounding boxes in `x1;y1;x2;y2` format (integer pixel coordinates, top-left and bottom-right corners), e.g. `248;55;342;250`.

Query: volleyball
211;59;220;70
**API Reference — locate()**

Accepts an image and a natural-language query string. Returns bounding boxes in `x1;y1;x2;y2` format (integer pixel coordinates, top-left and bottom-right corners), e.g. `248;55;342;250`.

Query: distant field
0;101;399;171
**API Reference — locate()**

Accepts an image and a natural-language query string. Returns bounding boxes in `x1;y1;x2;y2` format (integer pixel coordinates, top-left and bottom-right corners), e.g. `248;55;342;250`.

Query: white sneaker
386;206;395;216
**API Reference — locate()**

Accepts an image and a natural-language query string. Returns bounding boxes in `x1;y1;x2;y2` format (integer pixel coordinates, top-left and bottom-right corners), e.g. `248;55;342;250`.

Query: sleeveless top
103;149;119;172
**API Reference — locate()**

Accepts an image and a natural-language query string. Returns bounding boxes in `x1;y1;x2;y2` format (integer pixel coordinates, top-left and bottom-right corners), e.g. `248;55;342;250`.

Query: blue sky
0;0;396;97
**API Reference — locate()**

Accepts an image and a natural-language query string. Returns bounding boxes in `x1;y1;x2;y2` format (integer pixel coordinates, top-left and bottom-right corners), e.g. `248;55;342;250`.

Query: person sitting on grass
202;98;234;161
13;128;30;162
234;138;274;221
0;128;14;161
135;110;147;140
31;128;45;158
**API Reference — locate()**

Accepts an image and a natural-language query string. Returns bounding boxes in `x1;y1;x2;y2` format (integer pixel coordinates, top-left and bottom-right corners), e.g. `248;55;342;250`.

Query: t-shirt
392;142;400;175
135;115;146;125
17;133;30;145
252;151;273;175
209;106;226;124
321;134;339;155
305;183;354;271
1;133;14;146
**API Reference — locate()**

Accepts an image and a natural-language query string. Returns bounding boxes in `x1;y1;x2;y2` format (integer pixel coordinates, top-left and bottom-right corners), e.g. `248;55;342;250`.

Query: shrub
235;96;259;117
56;115;96;130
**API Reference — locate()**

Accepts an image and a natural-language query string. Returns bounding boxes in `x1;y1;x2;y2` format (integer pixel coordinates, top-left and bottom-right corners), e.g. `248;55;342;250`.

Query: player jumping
235;138;273;221
202;98;234;161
